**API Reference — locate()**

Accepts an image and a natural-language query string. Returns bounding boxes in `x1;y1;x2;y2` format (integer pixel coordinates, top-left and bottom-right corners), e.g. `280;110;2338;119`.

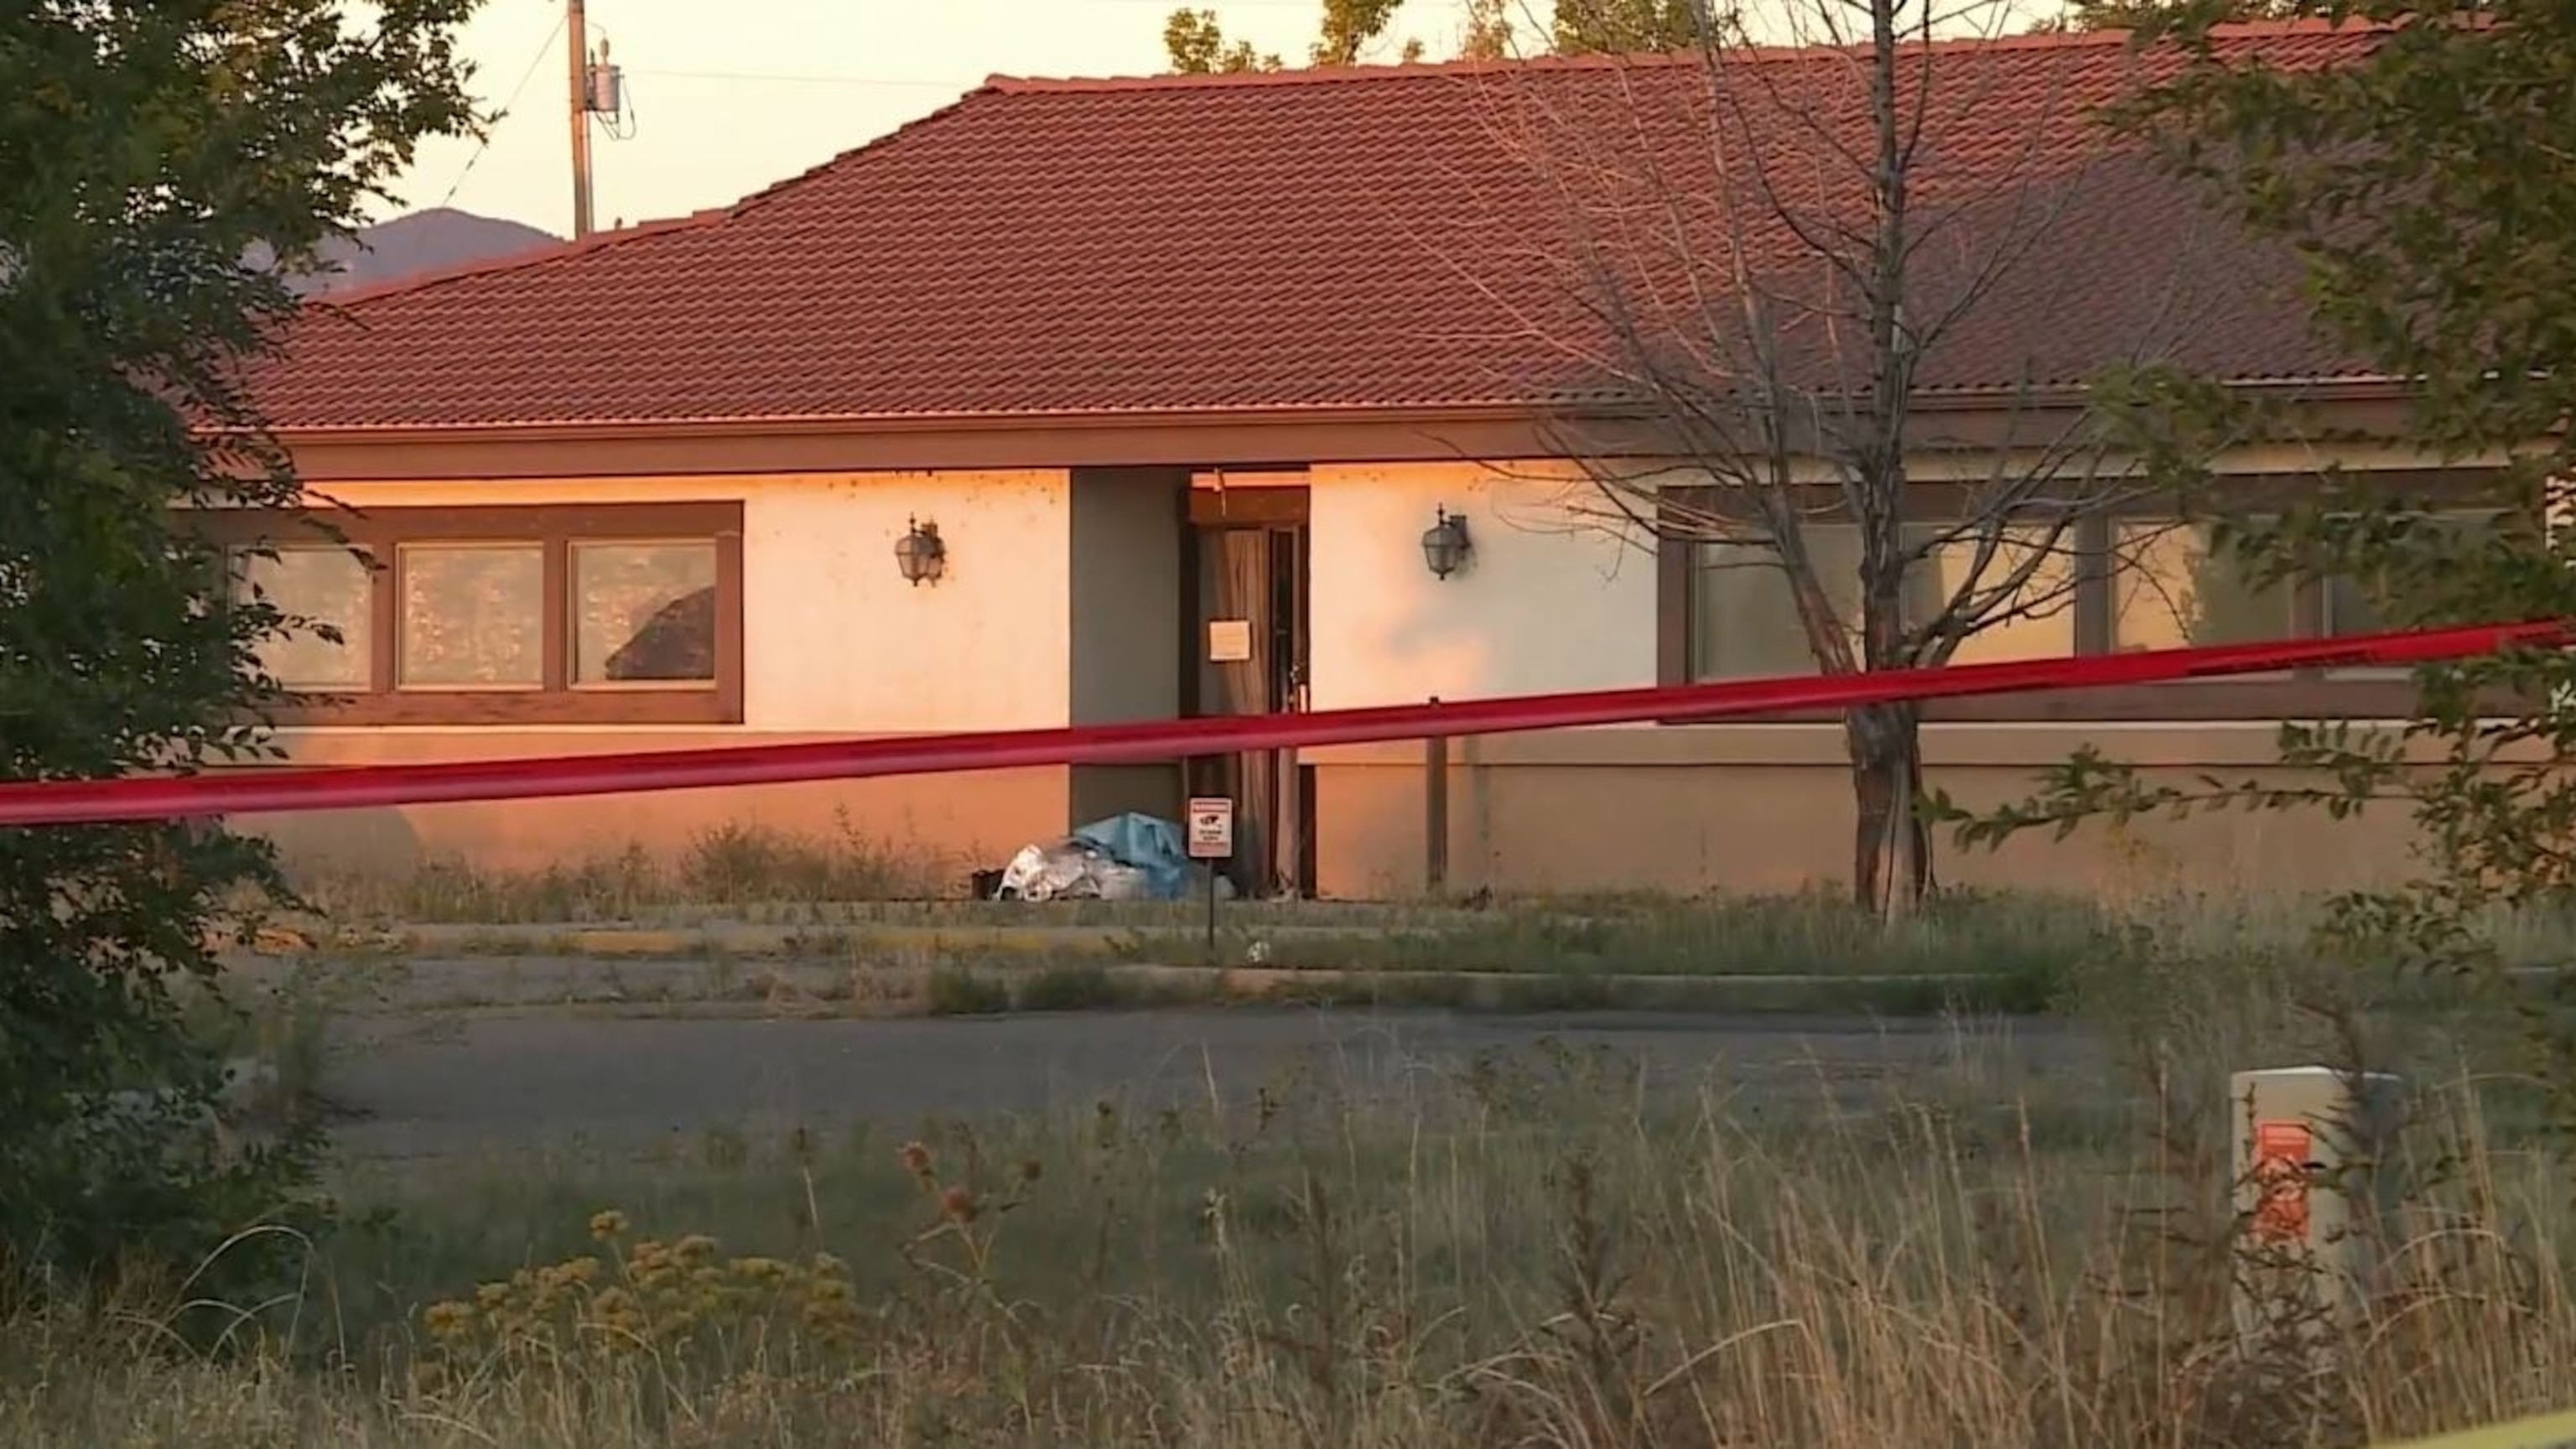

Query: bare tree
1460;0;2240;916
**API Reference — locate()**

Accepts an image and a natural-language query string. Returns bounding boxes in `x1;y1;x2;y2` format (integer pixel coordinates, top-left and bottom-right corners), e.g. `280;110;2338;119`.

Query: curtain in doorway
1209;529;1277;896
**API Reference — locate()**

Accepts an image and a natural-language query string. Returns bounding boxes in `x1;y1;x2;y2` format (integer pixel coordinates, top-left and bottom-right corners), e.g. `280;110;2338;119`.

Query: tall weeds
1;1006;2568;1447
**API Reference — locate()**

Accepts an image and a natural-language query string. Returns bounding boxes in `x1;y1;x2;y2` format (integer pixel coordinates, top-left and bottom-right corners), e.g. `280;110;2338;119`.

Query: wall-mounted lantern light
1420;505;1472;580
895;517;946;586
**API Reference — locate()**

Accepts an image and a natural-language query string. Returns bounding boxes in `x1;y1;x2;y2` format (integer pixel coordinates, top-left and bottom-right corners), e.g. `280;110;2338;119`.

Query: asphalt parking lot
323;1005;2090;1157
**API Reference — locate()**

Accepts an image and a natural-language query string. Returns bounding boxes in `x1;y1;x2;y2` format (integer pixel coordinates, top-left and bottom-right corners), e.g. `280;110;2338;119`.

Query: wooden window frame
1652;472;2522;724
205;501;745;727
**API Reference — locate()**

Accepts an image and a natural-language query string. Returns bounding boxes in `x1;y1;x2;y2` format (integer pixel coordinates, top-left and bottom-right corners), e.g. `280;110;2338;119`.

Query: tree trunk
1846;701;1932;917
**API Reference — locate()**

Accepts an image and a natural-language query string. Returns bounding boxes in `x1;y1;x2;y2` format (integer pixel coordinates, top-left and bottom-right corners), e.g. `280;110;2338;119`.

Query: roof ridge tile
312;211;709;309
983;17;2382;94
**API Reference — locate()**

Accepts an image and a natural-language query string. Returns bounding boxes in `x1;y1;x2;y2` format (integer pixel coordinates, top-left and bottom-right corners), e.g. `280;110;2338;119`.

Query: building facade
231;24;2466;898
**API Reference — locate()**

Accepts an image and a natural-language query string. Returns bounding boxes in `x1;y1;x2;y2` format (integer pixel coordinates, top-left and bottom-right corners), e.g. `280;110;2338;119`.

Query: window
398;543;545;688
1686;522;2075;679
572;541;719;685
2314;510;2509;682
204;503;741;725
1657;475;2515;721
232;544;373;691
1929;525;2078;667
2111;518;2293;653
1688;535;1834;679
2320;510;2506;638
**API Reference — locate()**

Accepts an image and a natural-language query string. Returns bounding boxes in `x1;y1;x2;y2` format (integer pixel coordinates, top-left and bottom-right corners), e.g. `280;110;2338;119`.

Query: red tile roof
247;22;2384;433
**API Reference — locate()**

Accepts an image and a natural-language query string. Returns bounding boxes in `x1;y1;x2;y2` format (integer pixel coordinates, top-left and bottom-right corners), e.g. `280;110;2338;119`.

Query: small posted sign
1186;797;1234;860
1206;619;1254;664
2251;1119;2313;1245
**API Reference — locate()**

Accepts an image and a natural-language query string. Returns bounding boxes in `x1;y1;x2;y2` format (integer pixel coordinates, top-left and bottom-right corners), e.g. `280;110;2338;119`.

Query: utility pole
567;0;594;239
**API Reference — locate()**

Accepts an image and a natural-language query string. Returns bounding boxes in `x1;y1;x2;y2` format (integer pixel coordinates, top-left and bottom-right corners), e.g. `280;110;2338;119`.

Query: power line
451;0;1488;174
437;9;569;209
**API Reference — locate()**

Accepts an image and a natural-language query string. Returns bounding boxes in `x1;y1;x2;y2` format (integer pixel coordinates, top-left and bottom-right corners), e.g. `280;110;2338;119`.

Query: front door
1187;481;1312;897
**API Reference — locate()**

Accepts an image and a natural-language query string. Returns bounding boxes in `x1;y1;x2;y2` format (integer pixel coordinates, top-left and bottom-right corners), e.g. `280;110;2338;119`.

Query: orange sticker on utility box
2252;1119;2312;1244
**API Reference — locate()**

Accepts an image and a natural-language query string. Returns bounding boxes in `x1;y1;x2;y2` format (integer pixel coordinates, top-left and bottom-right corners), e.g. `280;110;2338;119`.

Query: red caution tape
0;620;2558;827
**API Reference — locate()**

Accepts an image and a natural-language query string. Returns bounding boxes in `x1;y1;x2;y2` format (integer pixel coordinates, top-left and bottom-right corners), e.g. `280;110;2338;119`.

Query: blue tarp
1068;812;1193;901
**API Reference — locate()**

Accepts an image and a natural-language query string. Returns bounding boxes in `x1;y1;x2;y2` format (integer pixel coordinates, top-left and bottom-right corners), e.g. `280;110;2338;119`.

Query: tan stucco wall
257;730;1065;888
257;724;2431;901
1307;724;2429;899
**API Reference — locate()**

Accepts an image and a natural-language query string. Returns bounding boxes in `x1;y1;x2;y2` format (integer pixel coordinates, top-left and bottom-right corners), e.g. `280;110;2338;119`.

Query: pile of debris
981;812;1233;903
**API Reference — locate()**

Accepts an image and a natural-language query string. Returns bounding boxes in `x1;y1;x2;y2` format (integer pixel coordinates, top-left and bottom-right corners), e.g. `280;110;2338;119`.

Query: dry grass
268;829;2576;1021
288;814;958;926
11;946;2576;1447
282;820;2576;951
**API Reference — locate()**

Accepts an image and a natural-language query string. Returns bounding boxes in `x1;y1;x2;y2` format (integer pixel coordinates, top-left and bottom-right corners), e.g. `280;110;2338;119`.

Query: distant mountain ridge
286;207;557;296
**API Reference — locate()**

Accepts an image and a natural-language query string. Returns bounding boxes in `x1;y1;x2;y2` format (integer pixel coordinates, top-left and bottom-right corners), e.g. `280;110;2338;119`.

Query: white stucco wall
304;470;1073;734
742;471;1070;732
1306;461;1657;710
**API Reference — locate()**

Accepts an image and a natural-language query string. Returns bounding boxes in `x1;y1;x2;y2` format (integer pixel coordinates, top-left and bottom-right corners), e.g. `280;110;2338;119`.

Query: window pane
398;543;543;688
1913;523;2077;666
2321;574;2385;638
234;545;371;690
2111;520;2293;652
573;541;719;684
2323;511;2501;636
1689;522;2074;679
1689;526;1860;679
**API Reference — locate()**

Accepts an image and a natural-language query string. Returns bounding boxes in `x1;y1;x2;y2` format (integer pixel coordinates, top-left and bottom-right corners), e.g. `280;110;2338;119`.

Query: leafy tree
1163;0;1422;74
2047;0;2297;34
1315;0;1415;63
1949;2;2576;1102
1161;0;1701;71
1164;8;1282;73
1551;0;1705;52
0;0;479;1282
1462;0;1519;57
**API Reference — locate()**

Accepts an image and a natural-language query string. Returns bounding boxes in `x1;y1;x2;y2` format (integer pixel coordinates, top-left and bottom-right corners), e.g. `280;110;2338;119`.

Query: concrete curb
1124;963;2018;1008
221;923;2576;1021
244;921;1419;959
219;949;2045;1019
719;959;2043;1019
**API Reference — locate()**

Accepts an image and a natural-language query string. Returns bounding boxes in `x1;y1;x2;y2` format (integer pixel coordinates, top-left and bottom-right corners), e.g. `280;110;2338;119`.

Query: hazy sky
386;0;1489;235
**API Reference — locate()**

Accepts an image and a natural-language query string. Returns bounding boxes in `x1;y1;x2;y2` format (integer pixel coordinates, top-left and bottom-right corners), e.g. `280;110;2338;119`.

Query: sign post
1186;796;1234;962
2230;1066;2406;1361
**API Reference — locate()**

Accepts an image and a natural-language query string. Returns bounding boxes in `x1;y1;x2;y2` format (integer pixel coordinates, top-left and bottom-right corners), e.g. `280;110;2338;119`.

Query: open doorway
1185;476;1313;897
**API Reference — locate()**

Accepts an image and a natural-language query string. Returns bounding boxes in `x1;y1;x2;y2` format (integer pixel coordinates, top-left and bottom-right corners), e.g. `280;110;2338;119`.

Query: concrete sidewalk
216;949;2031;1021
249;917;1455;960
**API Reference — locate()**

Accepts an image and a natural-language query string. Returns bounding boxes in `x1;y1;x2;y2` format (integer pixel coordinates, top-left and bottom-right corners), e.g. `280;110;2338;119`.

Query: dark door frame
1182;480;1315;897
